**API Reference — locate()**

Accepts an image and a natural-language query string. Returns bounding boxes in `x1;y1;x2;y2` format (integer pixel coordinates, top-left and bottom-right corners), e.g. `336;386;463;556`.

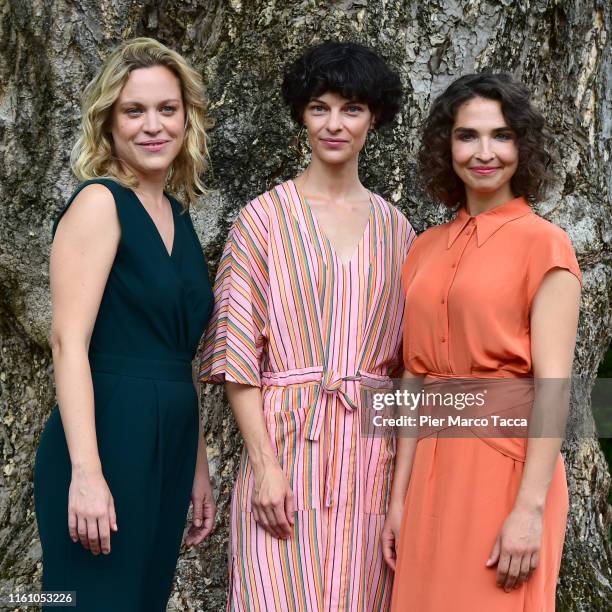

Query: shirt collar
447;197;532;249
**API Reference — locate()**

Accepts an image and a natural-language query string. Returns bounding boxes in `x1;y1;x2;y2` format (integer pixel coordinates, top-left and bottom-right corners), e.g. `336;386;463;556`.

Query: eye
126;107;142;117
495;132;513;141
457;132;475;142
161;105;178;114
309;104;326;113
346;104;363;114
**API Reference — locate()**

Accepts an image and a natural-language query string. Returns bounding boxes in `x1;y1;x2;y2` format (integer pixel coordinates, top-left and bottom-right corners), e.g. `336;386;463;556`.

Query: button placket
442;219;476;372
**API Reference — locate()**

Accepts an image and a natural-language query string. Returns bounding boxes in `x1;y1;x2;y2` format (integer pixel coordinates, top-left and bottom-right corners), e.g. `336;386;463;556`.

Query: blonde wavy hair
70;37;212;208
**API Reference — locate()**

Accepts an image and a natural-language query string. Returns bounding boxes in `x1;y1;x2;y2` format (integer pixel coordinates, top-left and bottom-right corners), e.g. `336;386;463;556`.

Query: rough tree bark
0;1;610;610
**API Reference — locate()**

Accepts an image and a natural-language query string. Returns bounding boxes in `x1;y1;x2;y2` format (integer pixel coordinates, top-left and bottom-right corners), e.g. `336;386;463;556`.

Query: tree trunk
0;1;609;609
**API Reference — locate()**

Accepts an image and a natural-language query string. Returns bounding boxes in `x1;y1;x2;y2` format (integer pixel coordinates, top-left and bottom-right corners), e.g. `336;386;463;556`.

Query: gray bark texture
0;0;610;610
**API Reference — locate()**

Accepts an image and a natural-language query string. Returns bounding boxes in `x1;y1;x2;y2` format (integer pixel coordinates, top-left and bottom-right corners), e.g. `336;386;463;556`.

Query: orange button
440;337;446;343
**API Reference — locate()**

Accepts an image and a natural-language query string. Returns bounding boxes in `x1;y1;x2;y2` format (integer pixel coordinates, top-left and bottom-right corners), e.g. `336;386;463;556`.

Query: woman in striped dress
198;42;414;611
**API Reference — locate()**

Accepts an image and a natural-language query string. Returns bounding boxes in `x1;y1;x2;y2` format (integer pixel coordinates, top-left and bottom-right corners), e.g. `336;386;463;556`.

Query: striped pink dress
198;180;414;611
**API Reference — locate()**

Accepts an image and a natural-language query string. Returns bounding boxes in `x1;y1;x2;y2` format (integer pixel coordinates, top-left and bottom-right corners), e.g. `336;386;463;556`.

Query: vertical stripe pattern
199;180;415;611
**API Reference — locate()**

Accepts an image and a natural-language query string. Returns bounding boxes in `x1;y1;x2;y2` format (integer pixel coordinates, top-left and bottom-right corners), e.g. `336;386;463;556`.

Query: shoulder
401;221;448;277
518;211;572;239
51;182;120;263
73;181;116;205
514;212;576;254
371;193;411;226
235;190;273;227
411;221;448;250
226;190;273;254
55;182;119;237
370;194;419;252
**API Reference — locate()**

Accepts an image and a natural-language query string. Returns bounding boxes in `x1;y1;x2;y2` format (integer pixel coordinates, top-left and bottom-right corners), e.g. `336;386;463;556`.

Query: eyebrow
119;98;182;106
308;98;364;105
453;126;513;133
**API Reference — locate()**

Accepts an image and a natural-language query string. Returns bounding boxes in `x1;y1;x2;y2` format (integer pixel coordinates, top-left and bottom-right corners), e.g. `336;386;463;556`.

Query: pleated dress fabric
198;180;415;611
34;179;213;611
391;198;582;611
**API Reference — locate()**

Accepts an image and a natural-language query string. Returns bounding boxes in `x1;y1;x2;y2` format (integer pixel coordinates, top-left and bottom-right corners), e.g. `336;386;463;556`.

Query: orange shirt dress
391;197;581;611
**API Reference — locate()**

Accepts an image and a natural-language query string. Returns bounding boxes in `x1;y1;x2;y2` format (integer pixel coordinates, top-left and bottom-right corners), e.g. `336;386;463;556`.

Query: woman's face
302;91;374;165
451;96;518;202
110;65;185;180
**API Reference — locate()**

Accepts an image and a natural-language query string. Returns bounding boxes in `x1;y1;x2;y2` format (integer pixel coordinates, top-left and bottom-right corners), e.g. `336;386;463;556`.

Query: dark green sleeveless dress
34;179;213;611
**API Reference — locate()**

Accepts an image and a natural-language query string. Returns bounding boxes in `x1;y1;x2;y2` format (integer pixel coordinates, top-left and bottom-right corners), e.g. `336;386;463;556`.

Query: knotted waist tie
261;366;391;507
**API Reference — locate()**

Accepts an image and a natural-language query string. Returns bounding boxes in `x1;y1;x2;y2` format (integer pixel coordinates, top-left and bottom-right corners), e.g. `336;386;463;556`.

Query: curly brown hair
418;73;553;207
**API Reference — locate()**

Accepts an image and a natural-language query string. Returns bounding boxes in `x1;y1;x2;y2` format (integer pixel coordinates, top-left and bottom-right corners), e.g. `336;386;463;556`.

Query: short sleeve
526;225;582;306
196;202;269;386
391;210;417;377
401;231;422;295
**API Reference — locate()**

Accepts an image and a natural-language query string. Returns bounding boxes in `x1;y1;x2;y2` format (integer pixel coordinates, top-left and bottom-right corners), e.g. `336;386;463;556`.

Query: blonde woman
34;38;215;611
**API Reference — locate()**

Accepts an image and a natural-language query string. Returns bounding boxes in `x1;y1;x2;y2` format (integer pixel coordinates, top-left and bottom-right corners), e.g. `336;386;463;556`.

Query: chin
135;162;172;177
138;155;174;169
465;178;504;192
316;151;355;165
470;184;500;194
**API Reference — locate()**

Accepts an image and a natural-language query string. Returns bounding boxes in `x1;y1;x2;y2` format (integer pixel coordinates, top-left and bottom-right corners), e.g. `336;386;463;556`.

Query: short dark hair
418;73;553;207
281;41;402;128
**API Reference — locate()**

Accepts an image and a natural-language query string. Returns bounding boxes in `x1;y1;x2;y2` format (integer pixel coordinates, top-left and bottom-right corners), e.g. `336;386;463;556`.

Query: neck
465;186;516;216
296;155;364;201
121;162;168;207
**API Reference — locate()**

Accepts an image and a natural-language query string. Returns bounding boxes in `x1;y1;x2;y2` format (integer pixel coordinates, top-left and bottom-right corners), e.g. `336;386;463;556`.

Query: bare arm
382;370;422;570
516;269;580;509
50;183;120;554
487;269;580;590
185;386;216;546
225;382;294;538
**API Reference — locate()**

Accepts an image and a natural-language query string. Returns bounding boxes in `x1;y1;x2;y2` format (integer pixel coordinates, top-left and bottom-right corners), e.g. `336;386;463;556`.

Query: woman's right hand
68;466;118;555
252;463;295;539
381;500;403;571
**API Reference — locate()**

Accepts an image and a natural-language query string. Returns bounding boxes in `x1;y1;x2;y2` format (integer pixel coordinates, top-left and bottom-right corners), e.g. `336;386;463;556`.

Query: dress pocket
261;384;322;510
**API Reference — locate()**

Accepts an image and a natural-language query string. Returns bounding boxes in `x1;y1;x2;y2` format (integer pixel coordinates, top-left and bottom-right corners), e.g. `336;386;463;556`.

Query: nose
476;137;494;162
325;108;342;133
143;109;162;134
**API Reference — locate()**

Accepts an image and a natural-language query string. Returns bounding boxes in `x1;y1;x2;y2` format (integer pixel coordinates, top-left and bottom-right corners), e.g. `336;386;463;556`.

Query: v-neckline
130;188;177;258
289;179;374;267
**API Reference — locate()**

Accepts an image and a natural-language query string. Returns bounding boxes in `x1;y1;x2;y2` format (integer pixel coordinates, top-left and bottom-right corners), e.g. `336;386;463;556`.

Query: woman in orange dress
383;73;581;611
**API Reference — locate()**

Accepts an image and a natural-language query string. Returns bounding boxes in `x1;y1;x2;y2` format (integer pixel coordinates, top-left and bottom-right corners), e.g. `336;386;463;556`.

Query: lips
470;166;500;175
137;140;169;152
320;139;348;148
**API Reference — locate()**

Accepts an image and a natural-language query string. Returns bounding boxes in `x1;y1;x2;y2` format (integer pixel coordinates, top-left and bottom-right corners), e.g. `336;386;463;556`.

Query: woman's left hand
486;505;543;591
185;471;216;547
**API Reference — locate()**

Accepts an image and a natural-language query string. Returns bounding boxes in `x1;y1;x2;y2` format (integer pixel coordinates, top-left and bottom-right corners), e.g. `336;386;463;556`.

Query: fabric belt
89;352;193;383
261;366;391;507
